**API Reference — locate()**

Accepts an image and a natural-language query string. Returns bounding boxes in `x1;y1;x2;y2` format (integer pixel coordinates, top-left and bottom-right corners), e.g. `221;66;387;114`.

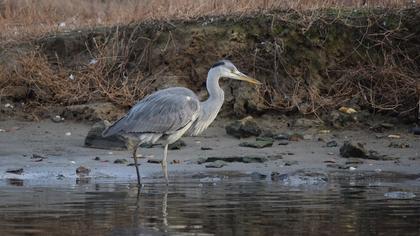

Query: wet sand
0;119;419;184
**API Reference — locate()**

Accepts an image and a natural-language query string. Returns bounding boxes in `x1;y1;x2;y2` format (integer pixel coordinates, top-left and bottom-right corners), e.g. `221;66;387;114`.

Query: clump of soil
1;7;419;122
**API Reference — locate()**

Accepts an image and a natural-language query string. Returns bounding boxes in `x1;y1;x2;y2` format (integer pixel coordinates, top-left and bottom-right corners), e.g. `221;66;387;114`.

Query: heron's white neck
200;69;224;124
206;69;224;101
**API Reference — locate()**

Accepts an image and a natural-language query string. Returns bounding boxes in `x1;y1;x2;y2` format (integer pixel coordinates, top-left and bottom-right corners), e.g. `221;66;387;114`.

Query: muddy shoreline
1;118;419;186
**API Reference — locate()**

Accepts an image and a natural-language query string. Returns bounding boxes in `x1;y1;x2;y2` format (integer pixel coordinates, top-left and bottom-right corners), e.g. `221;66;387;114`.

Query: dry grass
0;1;418;119
0;0;414;41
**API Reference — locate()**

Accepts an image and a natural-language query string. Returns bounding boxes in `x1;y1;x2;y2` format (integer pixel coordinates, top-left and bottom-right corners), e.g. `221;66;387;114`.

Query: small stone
349;166;357;171
172;160;181;164
6;168;24;175
273;133;289;140
284;160;298;166
326;164;350;169
250;172;267;180
93;156;101;161
239;139;273;148
388;142;410;148
56;174;65;180
51;115;64;123
168;139;186;150
201;146;213;150
31;154;47;159
328;152;334;155
65;132;72;136
147;159;161;164
205;160;226;168
387;134;401;139
345;158;364;165
288;133;303;142
225;116;261;138
113;159;128;164
278;141;289;145
326;140;338;147
76;166;90;176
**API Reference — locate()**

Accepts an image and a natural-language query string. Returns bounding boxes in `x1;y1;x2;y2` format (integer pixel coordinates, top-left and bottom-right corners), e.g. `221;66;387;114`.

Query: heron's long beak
232;71;262;85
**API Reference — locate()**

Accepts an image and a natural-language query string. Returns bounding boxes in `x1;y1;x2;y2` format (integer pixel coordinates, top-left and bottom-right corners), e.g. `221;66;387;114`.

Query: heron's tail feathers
102;116;126;137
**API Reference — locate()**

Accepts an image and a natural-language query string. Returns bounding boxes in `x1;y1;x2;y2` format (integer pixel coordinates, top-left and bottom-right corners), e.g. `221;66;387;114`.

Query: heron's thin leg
161;144;169;185
133;146;141;187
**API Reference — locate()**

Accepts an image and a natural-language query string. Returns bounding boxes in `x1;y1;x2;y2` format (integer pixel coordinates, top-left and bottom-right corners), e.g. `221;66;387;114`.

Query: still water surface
0;174;419;236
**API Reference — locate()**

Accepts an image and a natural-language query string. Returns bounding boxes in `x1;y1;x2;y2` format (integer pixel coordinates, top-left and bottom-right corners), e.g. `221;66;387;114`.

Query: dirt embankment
0;8;419;123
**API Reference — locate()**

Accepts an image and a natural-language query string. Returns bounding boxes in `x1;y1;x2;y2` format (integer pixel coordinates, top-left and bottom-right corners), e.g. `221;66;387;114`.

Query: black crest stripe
211;61;225;68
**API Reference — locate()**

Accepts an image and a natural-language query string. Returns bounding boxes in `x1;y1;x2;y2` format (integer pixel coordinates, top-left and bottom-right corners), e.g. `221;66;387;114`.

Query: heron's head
210;60;261;85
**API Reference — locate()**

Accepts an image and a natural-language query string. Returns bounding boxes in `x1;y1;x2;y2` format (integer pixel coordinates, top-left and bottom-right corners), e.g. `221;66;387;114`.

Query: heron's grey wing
102;88;200;137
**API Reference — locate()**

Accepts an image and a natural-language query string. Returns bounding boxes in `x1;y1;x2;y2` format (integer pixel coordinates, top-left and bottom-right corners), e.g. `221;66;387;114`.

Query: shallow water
0;174;420;236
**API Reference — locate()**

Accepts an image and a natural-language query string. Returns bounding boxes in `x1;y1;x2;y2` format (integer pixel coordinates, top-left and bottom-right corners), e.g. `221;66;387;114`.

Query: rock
205;160;226;168
339;141;368;158
288;133;303;141
273;133;289;140
239;139;273;148
388;142;410;148
278;141;289;145
250;172;267;180
6;168;24;175
168;139;186;150
225;116;261;138
326;140;338;147
62;102;125;122
201;146;213;150
384;191;416;199
293;118;323;128
93;156;101;161
76;166;90;176
84;121;134;150
271;170;328;186
113;159;128;164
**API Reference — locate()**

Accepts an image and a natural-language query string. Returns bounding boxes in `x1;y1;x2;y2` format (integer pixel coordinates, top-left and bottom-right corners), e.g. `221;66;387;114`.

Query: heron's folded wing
119;92;200;135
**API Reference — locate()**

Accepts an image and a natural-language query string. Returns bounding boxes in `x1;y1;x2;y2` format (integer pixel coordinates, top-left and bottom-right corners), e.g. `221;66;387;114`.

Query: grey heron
102;60;261;186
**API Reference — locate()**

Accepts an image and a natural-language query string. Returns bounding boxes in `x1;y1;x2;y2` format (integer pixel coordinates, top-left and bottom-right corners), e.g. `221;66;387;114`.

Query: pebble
113;159;128;164
6;168;24;175
387;134;401;139
284;160;298;166
201;146;213;150
76;166;90;175
93;156;101;161
274;134;289;140
349;166;357;171
326;140;338;147
205;160;226;168
65;132;72;136
147;159;161;164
